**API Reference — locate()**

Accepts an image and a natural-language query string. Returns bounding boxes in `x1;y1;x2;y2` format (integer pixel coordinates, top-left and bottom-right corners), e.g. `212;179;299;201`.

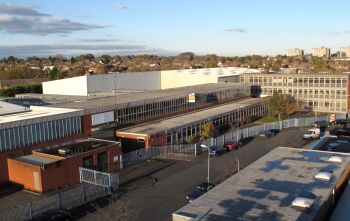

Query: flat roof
118;98;263;135
0;101;29;116
162;67;260;77
51;83;250;110
173;147;350;221
14;155;59;166
0;106;81;128
36;138;118;158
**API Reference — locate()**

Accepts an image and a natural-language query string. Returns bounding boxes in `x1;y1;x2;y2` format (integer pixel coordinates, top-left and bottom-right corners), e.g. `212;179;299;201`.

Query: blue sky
0;0;349;57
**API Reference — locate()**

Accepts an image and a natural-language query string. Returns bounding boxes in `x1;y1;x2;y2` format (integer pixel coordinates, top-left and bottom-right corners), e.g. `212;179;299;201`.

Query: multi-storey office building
240;73;350;113
340;46;350;58
312;47;331;58
286;48;304;57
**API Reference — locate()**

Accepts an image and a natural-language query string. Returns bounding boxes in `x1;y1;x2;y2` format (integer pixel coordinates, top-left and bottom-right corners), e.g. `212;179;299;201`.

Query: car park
330;127;350;136
312;120;328;128
209;145;225;156
258;130;274;139
224;141;242;151
186;182;215;202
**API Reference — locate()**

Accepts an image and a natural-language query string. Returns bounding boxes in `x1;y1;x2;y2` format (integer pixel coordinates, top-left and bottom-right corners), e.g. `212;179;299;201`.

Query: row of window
261;88;348;100
244;76;348;85
165;104;268;145
116;87;249;125
0;117;82;152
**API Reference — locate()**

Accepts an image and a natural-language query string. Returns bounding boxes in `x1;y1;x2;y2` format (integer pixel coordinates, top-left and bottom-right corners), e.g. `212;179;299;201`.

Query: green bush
0;84;42;97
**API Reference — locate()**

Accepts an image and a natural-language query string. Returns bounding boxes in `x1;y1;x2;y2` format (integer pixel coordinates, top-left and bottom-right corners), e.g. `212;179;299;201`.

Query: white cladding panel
87;72;161;93
92;111;114;126
43;76;88;96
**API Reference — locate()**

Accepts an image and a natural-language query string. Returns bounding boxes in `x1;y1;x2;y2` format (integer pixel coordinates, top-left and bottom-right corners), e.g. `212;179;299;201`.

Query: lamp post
200;144;210;186
236;105;245;141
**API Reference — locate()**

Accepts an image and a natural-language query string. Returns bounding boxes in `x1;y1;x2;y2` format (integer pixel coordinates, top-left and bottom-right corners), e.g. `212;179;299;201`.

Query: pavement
77;128;311;221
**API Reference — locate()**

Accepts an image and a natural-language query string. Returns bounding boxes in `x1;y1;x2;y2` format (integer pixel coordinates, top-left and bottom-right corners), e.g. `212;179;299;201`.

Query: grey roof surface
118;98;263;135
173;147;350;221
0;101;29;116
51;83;249;110
14;155;59;166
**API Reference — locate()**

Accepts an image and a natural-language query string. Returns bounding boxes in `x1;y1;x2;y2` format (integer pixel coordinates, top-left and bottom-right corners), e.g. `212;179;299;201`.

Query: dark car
312;120;328;128
268;129;280;136
33;209;72;221
225;141;242;151
330;119;349;126
330;128;350;136
197;182;215;191
209;145;225;156
186;183;215;202
258;130;274;139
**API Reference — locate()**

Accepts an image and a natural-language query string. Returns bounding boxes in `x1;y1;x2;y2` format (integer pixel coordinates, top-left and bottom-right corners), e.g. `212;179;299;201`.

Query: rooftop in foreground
173;147;350;221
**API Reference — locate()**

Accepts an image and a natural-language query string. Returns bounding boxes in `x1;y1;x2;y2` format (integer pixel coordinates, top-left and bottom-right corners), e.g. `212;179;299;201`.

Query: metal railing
0;184;109;221
79;167;119;189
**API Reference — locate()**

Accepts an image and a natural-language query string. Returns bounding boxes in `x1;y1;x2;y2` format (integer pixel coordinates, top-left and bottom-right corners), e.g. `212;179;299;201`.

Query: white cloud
115;3;128;10
0;3;111;35
226;28;246;33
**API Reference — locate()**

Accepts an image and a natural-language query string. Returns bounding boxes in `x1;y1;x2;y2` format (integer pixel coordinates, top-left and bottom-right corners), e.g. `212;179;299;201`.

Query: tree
267;91;298;118
49;67;63;80
100;55;112;64
200;122;215;141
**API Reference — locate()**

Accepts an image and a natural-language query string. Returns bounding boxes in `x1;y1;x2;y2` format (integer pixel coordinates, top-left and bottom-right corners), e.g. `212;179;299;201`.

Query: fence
209;116;329;146
122;144;200;168
122;116;330;167
80;167;119;189
0;184;110;221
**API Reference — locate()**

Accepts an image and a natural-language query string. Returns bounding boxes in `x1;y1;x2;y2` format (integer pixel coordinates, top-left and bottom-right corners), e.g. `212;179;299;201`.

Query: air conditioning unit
292;197;314;209
328;156;343;163
315;172;332;182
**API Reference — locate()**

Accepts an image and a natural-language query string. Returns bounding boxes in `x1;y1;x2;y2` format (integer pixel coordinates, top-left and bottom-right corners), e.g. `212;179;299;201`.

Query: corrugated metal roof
14;155;59;166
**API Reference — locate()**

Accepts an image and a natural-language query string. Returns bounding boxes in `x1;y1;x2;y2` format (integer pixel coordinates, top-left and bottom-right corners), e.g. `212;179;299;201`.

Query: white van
303;128;321;139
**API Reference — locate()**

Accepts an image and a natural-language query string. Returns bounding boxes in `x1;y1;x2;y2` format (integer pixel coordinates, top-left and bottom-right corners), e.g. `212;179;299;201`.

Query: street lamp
200;144;210;187
236;105;245;141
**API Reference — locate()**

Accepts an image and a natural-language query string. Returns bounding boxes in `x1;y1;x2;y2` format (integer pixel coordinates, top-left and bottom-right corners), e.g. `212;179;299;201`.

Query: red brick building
7;138;121;193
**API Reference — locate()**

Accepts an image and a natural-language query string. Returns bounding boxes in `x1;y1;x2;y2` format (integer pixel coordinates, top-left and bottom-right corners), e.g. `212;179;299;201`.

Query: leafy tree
100;55;112;64
267;91;298;117
49;67;63;80
200;122;215;141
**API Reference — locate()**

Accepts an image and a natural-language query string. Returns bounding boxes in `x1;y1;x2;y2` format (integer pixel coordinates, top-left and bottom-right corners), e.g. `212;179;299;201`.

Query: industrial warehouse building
173;147;350;221
42;67;260;96
240;73;350;113
116;98;267;151
0;83;252;185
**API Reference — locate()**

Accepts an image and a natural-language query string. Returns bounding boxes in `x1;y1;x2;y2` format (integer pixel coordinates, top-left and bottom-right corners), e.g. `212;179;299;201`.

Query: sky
0;0;349;58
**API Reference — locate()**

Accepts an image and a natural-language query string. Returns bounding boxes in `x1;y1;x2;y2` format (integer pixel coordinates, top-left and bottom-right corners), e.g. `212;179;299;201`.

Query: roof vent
292;197;314;209
315;172;332;182
328;156;343;163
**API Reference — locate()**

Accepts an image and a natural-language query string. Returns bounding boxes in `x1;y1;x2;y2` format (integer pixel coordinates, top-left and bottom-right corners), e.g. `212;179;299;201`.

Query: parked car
330;128;350;136
209;145;225;156
268;129;280;136
302;128;321;140
330;119;349;126
225;141;242;151
258;130;274;139
312;120;328;128
186;182;215;202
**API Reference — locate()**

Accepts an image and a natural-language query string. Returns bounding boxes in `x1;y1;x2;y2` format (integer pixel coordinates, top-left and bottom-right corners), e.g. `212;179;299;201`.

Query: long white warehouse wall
87;71;161;94
160;70;218;89
42;76;88;96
